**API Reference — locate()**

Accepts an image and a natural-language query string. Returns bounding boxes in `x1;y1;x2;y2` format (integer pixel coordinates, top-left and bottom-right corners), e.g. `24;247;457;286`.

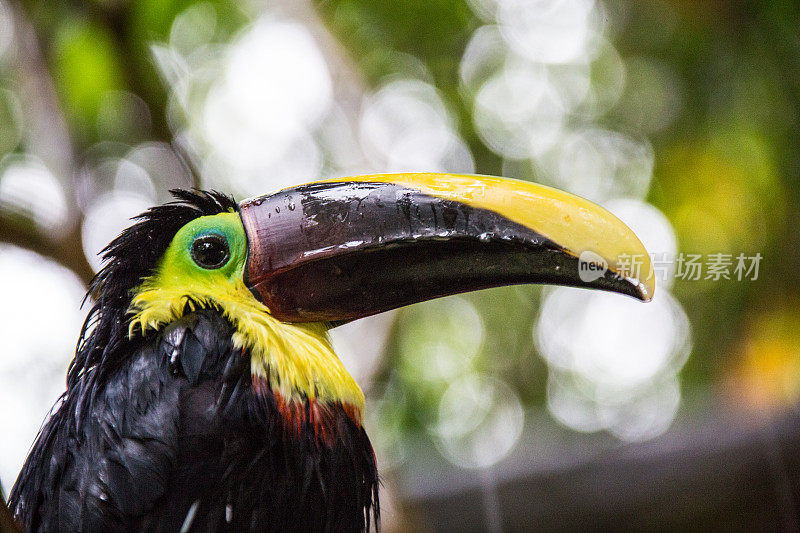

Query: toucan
8;173;652;532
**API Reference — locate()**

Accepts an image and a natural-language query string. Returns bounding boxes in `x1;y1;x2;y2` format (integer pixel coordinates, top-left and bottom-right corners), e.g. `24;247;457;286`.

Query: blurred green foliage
53;18;125;133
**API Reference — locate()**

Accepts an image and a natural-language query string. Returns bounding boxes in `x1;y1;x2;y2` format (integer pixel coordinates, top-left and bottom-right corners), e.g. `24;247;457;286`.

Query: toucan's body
8;174;653;532
12;309;376;531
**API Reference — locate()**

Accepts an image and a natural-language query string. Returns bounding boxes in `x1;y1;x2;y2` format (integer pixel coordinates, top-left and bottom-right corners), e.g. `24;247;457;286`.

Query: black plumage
9;191;379;532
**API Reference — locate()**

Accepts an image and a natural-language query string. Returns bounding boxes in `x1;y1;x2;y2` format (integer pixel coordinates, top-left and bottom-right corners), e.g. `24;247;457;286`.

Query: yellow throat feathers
127;277;365;416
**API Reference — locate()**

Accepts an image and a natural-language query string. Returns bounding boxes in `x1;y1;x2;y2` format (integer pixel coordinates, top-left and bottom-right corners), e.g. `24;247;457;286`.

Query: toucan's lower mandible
239;173;654;323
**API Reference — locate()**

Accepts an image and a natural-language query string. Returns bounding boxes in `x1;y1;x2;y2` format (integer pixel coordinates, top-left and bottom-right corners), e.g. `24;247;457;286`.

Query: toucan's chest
165;380;378;532
159;308;364;435
156;310;380;530
190;394;378;531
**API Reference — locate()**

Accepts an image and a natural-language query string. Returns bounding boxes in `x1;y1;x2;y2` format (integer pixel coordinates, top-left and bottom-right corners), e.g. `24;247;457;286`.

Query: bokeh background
1;0;799;530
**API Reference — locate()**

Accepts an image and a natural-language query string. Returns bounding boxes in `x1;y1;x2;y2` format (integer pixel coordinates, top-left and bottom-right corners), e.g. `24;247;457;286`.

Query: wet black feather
8;190;379;532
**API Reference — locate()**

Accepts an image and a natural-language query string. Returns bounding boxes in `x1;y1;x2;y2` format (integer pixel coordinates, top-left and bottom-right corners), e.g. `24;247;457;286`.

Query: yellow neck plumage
128;277;365;418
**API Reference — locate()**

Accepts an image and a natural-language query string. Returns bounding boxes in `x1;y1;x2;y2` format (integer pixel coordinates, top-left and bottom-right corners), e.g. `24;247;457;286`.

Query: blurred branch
277;0;369;148
10;0;76;180
282;0;368;113
0;222;94;283
1;0;93;284
90;1;173;143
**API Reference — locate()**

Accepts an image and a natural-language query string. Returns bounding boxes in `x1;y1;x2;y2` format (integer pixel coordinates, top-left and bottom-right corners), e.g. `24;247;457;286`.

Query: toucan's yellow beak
239;173;653;323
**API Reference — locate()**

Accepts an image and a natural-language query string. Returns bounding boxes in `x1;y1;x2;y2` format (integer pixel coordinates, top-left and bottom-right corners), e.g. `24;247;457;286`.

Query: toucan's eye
190;234;230;269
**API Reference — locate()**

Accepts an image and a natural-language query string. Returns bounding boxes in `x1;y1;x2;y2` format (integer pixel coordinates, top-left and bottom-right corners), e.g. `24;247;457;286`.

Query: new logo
578;250;608;283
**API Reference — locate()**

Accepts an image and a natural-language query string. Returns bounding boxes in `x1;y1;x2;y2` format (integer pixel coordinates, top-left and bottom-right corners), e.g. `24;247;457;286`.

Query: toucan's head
81;173;653;420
